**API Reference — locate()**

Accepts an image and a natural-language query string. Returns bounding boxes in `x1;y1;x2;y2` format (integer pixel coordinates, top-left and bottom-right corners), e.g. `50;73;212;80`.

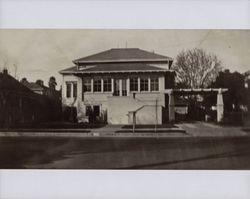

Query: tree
173;48;222;88
48;76;57;90
36;79;44;87
205;70;248;112
20;77;28;84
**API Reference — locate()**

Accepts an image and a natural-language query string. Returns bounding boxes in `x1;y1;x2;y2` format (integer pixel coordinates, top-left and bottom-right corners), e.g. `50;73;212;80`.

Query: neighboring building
0;69;56;128
21;78;62;121
21;78;44;95
60;48;175;124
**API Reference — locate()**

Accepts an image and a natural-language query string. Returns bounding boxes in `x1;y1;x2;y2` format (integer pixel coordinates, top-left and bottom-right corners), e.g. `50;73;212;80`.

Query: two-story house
60;48;175;124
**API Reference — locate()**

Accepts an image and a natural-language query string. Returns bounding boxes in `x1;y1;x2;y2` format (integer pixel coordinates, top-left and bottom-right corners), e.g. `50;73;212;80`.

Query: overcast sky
0;29;249;89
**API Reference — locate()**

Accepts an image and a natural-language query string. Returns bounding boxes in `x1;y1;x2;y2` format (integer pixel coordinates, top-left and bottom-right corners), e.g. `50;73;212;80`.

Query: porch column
126;78;130;96
119;79;122;96
138;77;141;92
101;79;104;93
217;88;224;122
91;78;94;93
71;82;74;98
169;90;175;122
148;77;151;92
111;78;114;93
77;77;82;101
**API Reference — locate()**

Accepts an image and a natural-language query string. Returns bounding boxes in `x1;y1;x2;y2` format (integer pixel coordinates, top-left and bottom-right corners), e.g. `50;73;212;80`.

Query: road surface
1;136;250;169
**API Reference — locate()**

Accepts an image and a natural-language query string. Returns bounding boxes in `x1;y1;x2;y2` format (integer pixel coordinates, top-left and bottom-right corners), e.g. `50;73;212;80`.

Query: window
85;105;92;116
114;79;119;96
83;79;91;92
94;79;101;92
103;78;112;92
66;82;71;98
151;78;159;91
73;82;77;98
122;79;127;96
130;78;138;91
140;78;149;91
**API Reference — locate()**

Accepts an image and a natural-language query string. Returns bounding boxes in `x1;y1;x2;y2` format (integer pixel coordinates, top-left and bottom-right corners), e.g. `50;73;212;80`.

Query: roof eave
73;58;173;65
60;69;174;75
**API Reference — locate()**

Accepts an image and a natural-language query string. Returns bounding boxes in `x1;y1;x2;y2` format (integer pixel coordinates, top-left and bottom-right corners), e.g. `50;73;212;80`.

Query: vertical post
148;77;151;92
217;88;224;123
111;78;114;94
138;77;141;92
126;78;130;96
77;77;82;101
155;98;158;133
119;79;122;96
169;90;175;122
70;82;74;99
91;78;94;93
101;78;104;93
132;112;136;133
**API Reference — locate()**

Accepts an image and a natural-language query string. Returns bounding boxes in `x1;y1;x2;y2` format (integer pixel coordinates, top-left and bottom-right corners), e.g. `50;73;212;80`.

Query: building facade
0;69;59;128
60;48;176;124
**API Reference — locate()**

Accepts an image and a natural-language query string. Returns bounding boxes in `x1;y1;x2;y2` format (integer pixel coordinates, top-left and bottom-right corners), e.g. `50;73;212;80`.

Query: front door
93;105;100;122
113;79;127;96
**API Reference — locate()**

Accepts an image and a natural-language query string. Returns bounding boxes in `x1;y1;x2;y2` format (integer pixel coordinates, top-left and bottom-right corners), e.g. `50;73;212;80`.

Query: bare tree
173;48;222;88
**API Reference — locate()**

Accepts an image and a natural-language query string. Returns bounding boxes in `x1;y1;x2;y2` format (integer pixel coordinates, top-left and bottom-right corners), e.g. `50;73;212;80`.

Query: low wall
128;105;163;125
107;96;144;124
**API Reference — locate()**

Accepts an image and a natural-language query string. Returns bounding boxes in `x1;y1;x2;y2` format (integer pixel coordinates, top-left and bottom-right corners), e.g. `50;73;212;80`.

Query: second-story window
140;78;149;91
130;77;138;92
66;82;71;98
103;78;112;92
94;79;101;92
151;78;159;91
83;78;91;92
73;82;77;98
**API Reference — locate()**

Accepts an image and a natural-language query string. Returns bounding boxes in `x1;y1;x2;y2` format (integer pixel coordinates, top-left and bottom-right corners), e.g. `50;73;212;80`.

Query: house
21;78;62;121
60;48;176;124
0;69;57;128
21;78;44;95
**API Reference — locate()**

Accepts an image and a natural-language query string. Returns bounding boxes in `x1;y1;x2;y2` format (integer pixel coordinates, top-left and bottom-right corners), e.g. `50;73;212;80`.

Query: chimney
3;68;8;75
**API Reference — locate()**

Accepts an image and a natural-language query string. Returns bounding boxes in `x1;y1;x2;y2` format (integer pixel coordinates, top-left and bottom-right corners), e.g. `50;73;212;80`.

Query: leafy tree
206;70;248;112
173;48;222;88
20;77;28;83
36;79;44;87
48;76;57;90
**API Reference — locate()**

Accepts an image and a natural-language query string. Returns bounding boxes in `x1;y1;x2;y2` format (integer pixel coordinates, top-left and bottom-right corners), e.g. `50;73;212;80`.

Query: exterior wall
61;72;170;124
128;105;162;125
107;96;144;124
62;74;79;107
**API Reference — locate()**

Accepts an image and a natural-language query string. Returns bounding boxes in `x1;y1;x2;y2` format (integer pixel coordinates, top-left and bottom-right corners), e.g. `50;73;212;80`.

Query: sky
0;29;249;89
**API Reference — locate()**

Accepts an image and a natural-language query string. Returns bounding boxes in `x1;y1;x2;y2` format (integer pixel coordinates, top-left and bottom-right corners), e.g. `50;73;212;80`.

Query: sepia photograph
0;29;250;169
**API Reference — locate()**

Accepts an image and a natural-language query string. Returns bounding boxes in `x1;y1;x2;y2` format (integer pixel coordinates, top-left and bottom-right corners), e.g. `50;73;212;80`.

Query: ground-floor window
66;82;71;98
73;82;77;98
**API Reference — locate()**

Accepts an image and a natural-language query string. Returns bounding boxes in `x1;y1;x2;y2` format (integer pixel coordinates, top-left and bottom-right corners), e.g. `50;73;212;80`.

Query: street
1;135;250;169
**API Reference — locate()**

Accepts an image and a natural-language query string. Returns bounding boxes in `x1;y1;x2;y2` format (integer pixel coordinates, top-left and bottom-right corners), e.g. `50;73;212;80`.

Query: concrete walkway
0;122;248;138
178;122;248;137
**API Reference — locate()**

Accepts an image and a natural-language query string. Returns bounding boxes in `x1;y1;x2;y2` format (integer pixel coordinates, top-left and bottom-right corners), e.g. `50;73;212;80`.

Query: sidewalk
0;122;249;138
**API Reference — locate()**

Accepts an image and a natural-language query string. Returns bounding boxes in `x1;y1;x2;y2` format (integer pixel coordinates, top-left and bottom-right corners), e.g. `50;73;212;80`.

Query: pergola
166;88;228;122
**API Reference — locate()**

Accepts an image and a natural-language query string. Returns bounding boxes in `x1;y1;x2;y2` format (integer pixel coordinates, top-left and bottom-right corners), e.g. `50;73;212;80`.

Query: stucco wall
107;96;144;124
62;73;168;124
128;105;162;125
61;75;80;107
